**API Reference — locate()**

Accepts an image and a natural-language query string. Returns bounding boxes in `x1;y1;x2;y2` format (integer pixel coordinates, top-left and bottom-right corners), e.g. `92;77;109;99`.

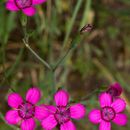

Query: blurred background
0;0;130;129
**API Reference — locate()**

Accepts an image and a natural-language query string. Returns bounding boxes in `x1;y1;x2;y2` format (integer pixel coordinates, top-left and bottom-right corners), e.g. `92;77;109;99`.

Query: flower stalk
23;38;52;70
21;15;52;71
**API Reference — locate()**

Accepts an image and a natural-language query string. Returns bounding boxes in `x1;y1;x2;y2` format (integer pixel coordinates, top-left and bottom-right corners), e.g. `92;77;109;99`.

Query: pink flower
37;89;86;130
5;87;42;130
89;93;127;130
106;82;123;97
6;0;47;16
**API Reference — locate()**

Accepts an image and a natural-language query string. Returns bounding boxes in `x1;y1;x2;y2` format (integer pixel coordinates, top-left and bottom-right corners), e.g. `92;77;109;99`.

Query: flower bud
80;24;93;34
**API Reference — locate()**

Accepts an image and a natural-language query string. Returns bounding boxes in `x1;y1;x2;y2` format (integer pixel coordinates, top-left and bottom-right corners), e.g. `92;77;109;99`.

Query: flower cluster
5;88;86;130
6;0;46;16
4;1;128;130
5;83;127;130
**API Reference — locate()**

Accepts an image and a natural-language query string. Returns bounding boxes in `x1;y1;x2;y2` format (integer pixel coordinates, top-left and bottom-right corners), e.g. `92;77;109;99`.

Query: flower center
14;0;32;9
101;106;116;122
107;87;118;97
18;102;35;119
54;107;70;124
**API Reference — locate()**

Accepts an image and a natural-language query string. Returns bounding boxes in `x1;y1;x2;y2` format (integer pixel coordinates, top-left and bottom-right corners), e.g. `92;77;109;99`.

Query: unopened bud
80;24;93;34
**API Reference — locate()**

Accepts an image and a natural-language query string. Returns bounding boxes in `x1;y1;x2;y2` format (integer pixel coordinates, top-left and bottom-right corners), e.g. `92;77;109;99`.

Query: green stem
20;15;56;95
70;88;99;104
79;88;99;102
63;0;83;48
80;0;92;28
1;46;23;87
21;15;52;70
50;70;56;92
23;39;52;70
53;34;82;71
53;47;72;71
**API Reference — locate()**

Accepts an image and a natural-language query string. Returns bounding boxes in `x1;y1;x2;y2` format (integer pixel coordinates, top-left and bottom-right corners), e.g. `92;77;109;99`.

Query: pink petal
6;1;19;11
60;121;76;130
5;110;21;125
35;105;56;120
89;109;101;124
33;0;46;5
99;93;112;108
8;93;23;108
99;120;111;130
41;115;57;129
26;87;41;104
35;105;49;120
54;90;69;107
111;98;126;113
70;103;86;119
45;105;57;113
112;114;127;126
21;118;36;130
22;7;36;16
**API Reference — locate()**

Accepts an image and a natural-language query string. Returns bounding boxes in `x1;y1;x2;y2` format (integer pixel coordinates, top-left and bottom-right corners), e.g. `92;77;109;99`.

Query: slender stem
63;0;83;48
53;47;72;71
1;46;7;85
53;33;81;71
80;0;91;28
50;71;56;93
70;88;99;104
20;15;56;95
79;88;99;102
23;39;52;70
21;15;52;70
1;47;24;87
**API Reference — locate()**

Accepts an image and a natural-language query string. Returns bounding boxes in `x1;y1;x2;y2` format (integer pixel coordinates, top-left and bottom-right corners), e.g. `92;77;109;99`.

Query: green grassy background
0;0;130;129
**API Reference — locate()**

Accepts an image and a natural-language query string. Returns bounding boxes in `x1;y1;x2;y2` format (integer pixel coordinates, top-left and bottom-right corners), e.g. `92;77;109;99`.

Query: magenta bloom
106;82;123;97
89;93;127;130
36;89;86;130
5;87;42;130
6;0;46;16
